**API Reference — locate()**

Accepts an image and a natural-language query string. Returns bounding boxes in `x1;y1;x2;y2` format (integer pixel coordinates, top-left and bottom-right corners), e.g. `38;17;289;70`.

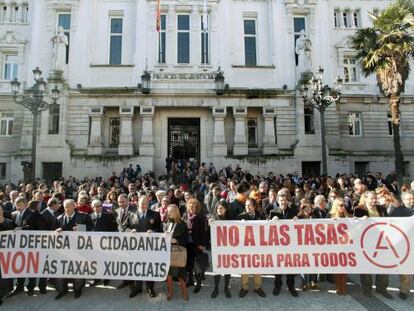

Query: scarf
187;212;196;230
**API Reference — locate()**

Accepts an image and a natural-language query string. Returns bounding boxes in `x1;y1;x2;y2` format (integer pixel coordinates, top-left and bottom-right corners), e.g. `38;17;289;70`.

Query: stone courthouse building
0;0;413;182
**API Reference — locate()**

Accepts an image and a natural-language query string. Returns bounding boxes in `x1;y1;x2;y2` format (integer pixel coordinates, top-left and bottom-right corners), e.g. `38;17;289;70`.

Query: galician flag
156;0;161;32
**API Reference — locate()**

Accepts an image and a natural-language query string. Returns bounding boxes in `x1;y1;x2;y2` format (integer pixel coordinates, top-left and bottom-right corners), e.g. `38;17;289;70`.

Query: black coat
237;212;266;220
269;205;298;220
183;213;207;247
89;212;116;232
1;201;13;220
354;205;388;218
312;207;328;219
123;209;162;233
11;208;37;230
0;218;13;298
37;209;59;231
114;205;137;232
229;199;245;220
57;212;93;231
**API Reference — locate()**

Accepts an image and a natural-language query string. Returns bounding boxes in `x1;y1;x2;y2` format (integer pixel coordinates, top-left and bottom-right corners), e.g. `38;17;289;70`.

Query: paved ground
2;274;413;311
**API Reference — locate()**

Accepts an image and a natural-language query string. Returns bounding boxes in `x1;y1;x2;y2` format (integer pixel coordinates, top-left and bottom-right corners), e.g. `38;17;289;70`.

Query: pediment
0;31;26;45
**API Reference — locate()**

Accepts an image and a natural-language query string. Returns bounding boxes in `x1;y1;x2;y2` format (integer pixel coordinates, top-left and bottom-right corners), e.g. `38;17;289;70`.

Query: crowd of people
0;162;414;305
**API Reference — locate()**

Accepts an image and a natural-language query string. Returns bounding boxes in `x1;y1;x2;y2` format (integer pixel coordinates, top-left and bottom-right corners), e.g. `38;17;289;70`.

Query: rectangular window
244;19;257;66
158;15;166;64
247;119;258;148
48;105;60;134
23;5;28;23
201;15;209;64
12;5;18;23
109;17;123;65
177;15;190;64
355;161;369;176
274;117;278;145
1;6;7;22
334;11;338;28
343;57;357;82
348;112;362;136
353;11;360;28
0;163;6;179
0;114;13;136
58;13;71;64
3;55;18;80
304;107;315;134
387;113;393;136
109;118;120;148
403;161;410;177
343;12;348;28
294;17;306;65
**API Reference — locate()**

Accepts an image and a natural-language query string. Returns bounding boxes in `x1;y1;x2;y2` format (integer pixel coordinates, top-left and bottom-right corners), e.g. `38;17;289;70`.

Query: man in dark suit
32;190;47;212
269;193;299;298
55;199;92;300
262;189;278;218
123;194;161;298
89;199;116;287
0;206;13;305
113;194;137;290
114;194;137;233
7;197;37;297
37;198;61;294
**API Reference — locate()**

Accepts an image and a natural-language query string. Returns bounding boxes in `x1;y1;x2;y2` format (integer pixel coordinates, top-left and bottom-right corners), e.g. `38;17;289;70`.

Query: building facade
0;0;413;183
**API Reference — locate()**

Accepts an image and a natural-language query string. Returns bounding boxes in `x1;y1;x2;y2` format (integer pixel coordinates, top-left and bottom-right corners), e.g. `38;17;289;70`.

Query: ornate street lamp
10;67;61;181
139;70;151;94
215;67;225;95
301;66;342;176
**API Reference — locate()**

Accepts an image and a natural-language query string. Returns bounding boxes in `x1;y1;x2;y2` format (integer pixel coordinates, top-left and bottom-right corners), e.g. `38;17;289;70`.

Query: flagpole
156;0;163;64
202;0;208;70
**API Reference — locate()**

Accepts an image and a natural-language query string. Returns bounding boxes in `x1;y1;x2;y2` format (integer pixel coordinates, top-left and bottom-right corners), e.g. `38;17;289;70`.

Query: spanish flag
156;0;161;32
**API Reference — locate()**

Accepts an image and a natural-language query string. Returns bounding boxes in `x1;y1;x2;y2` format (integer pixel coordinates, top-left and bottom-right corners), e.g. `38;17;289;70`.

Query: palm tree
351;0;414;183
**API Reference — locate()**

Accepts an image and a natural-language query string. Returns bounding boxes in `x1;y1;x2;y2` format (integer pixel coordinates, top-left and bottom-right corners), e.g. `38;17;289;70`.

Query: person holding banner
183;198;207;293
89;199;117;287
164;204;189;301
7;196;38;297
268;193;299;297
0;206;13;306
330;198;352;295
124;194;161;298
209;200;232;299
37;198;61;294
390;190;413;300
355;191;392;299
237;198;266;298
55;199;92;300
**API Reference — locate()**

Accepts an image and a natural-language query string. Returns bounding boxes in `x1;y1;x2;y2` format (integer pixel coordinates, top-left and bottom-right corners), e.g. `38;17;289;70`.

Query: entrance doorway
302;161;321;178
168;118;200;163
42;162;63;184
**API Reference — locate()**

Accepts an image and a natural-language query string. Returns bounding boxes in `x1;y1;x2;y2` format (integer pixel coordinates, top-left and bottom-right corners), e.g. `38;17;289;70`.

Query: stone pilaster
212;107;227;156
118;106;134;155
87;107;103;155
233;107;248;156
139;106;155;156
262;107;279;155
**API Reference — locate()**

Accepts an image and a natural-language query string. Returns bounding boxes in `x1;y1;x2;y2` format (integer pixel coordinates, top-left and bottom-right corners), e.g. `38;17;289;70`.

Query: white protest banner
0;231;171;281
211;218;414;274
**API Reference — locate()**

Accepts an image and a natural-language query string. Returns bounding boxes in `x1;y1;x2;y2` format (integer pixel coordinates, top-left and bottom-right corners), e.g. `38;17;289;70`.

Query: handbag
168;223;187;268
194;251;209;275
171;245;187;268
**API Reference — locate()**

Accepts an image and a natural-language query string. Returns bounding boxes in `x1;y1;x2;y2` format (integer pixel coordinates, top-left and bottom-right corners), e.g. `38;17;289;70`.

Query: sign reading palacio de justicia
151;72;218;80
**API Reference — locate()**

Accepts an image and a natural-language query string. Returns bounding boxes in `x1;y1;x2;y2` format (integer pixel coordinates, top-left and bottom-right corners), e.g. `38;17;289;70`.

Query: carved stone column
139;106;155;156
118;106;134;155
212;107;227;156
262;107;279;155
87;107;103;155
233;107;248;156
